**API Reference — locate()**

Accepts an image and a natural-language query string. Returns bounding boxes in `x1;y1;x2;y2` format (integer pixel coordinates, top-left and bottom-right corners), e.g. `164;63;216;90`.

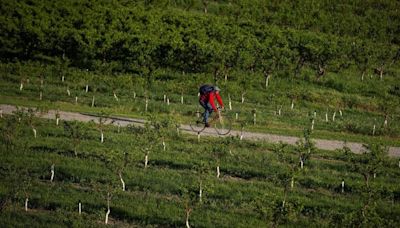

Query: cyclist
199;85;224;127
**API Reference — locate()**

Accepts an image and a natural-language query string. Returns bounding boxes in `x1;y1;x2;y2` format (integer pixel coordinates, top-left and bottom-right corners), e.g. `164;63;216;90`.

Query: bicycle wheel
213;113;232;135
189;111;206;133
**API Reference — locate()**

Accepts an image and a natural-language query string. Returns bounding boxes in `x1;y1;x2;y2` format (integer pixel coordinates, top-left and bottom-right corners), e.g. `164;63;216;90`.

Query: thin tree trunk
291;100;294;110
105;207;110;224
372;125;376;135
384;116;388;128
332;112;336;122
105;192;111;224
145;98;148;112
217;166;220;178
91;96;95;107
325;112;328;122
50;164;55;182
300;158;304;169
265;75;270;88
197;132;201;142
25;197;29;211
75;96;78;104
364;174;369;187
311;119;315;131
79;200;82;214
203;0;208;14
241;93;245;103
235;113;238;120
228;95;232;110
145;153;149;168
185;208;192;228
167;98;170;105
85;84;89;93
253;113;256;125
113;92;119;102
199;181;203;202
181;95;184;104
56;118;59;126
341;180;345;193
67;88;71;96
162;140;166;151
282;190;287;208
100;131;104;143
39;91;42;100
20;83;23;91
119;172;125;191
32;128;37;138
291;176;294;189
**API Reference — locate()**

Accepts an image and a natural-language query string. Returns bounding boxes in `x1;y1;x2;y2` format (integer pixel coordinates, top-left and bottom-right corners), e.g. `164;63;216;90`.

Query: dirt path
1;104;399;157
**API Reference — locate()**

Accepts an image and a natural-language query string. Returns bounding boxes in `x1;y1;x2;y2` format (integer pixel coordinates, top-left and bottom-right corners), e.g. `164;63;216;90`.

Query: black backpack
199;85;214;95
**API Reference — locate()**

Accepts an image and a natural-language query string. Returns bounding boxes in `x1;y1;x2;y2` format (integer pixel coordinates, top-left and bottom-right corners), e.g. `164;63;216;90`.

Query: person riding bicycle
199;84;224;127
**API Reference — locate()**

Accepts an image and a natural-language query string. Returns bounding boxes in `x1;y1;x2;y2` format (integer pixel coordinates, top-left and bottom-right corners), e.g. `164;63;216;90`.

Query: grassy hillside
1;62;399;146
1;113;399;227
1;0;400;226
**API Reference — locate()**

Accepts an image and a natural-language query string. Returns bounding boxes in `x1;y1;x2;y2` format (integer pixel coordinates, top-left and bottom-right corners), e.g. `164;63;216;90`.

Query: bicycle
189;108;232;135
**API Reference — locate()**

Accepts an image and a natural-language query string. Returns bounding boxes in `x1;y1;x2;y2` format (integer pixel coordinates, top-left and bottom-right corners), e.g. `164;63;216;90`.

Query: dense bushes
1;0;399;79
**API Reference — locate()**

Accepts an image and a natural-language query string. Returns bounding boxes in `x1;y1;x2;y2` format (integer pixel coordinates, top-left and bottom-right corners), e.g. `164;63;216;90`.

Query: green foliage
0;115;18;149
341;144;389;188
1;0;399;77
63;121;88;156
1;116;400;226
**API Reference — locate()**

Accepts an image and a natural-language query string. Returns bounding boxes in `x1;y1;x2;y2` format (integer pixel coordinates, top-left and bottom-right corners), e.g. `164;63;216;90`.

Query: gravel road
1;104;399;157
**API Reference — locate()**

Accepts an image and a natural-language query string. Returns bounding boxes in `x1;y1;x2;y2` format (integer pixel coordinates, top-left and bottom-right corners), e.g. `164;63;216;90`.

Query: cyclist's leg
199;101;213;124
199;101;208;123
205;103;213;123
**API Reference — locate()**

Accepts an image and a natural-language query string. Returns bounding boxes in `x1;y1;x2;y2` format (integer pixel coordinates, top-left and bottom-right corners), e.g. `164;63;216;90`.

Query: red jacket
200;91;224;112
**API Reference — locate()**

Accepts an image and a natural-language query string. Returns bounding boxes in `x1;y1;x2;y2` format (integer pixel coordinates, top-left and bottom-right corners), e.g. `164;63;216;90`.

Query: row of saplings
7;62;395;138
0;109;396;226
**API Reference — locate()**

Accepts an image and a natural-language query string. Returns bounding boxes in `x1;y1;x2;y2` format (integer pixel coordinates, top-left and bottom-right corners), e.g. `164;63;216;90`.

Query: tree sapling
50;164;55;182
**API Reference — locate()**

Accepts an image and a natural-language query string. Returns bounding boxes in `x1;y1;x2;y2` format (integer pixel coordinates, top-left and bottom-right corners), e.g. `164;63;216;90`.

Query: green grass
1;62;399;147
1;115;399;226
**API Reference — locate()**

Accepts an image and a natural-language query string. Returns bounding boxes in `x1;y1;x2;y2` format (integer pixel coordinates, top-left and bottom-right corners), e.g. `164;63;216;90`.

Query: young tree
63;121;88;156
211;143;229;179
0;115;18;150
180;186;197;228
25;108;38;138
350;39;372;81
342;144;388;188
371;43;397;80
104;191;112;224
273;143;300;191
295;129;315;169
